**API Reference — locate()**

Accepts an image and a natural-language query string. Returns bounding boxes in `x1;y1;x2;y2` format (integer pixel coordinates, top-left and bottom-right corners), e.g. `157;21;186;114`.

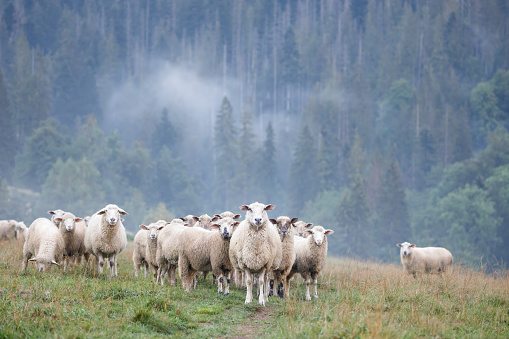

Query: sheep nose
403;251;407;256
255;218;262;224
110;218;116;223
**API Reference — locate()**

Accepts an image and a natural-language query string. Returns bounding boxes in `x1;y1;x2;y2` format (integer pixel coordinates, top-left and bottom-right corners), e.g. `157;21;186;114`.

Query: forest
0;0;508;265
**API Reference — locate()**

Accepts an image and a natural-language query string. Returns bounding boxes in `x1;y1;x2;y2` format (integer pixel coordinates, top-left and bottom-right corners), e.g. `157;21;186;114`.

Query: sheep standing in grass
396;242;453;277
22;218;64;272
287;226;334;300
294;221;313;238
178;217;239;294
15;222;28;243
133;229;149;278
269;216;298;298
229;202;282;306
0;220;17;240
48;210;65;227
140;220;167;281
84;204;128;278
55;212;85;270
156;219;189;286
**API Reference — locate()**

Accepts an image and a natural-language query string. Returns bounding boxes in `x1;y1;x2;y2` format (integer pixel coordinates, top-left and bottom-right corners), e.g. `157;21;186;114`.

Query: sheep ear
269;219;277;225
234;221;240;227
192;216;199;222
291;217;299;223
306;223;313;228
411;244;415;248
165;222;171;226
184;223;190;227
305;229;313;235
54;218;63;223
158;226;165;230
139;225;148;230
75;218;83;223
214;214;221;219
211;216;219;222
396;243;402;247
210;224;219;230
239;205;249;211
97;209;106;215
51;260;60;266
118;208;128;215
29;258;37;262
48;210;55;215
233;214;241;219
179;217;186;222
264;204;275;211
324;229;334;235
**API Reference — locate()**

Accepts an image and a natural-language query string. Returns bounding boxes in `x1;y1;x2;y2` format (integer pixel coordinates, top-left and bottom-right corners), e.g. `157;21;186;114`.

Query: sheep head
140;222;166;240
396;242;415;257
269;217;298;237
98;204;128;226
240;202;275;228
305;226;334;246
29;257;60;272
210;217;239;240
55;212;82;232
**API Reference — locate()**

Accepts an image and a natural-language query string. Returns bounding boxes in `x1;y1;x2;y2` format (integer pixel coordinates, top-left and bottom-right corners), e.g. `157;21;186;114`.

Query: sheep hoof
218;291;223;295
224;292;229;297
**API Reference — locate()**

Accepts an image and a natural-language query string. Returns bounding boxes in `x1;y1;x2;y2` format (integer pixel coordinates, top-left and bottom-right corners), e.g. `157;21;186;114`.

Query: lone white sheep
84;204;128;278
178;216;239;294
229;202;282;306
139;220;167;281
396;242;453;277
54;212;85;270
269;216;298;298
287;225;334;300
22;218;64;273
156;219;189;286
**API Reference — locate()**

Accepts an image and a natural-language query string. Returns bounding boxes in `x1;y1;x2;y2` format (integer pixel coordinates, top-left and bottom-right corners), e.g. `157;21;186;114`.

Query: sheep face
48;209;65;226
240;202;275;228
396;242;415;257
215;211;242;220
84;216;91;227
270;217;298;237
305;226;334;245
294;221;313;237
197;214;219;230
140;223;166;240
211;217;239;239
29;258;59;272
98;205;128;226
56;215;83;232
180;215;199;227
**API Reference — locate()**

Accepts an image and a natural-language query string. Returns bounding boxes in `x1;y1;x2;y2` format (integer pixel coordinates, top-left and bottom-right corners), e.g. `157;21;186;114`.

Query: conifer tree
152;108;177;156
257;122;277;202
0;67;16;180
318;122;340;192
235;109;256;203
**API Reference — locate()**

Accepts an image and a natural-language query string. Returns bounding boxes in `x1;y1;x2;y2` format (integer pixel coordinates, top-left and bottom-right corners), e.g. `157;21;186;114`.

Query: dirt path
219;306;275;338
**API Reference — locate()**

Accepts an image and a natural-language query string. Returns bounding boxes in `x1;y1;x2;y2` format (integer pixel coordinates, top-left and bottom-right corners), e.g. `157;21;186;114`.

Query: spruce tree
0;67;16;180
258;122;277;202
152;108;177;156
235;109;256;203
318;122;340;192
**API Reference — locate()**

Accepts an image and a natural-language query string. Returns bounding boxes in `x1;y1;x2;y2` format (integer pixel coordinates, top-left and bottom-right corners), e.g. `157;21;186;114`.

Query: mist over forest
0;0;508;265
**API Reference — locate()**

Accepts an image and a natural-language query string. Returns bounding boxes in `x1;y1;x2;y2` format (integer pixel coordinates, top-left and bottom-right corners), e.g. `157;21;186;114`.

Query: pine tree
257;122;277;202
235;109;256;203
288;125;318;214
0;67;16;180
152;108;177;156
317;122;340;192
214;97;238;209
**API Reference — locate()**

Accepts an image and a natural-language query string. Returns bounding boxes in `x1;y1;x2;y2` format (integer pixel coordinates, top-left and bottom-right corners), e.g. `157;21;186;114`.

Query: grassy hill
0;239;507;338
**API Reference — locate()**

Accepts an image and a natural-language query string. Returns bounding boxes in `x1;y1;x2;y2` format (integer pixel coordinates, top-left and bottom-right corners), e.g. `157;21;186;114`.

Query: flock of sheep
1;201;453;305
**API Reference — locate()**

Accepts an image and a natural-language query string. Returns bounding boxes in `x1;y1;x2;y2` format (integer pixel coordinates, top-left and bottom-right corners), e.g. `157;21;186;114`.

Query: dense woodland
0;0;508;265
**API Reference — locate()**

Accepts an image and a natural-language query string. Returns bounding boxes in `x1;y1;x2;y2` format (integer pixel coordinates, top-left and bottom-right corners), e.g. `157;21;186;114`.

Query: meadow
0;239;507;338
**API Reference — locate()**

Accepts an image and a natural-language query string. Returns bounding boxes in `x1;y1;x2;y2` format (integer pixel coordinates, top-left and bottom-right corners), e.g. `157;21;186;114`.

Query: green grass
0;240;508;338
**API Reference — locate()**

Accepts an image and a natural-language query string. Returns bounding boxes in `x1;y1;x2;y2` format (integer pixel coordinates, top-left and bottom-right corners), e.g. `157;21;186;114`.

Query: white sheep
139;220;167;281
15;222;28;243
84;204;128;278
193;214;219;230
48;209;65;227
214;211;242;220
229;202;282;306
156;219;189;286
178;217;239;294
21;218;64;273
180;215;198;227
396;242;453;277
0;220;18;240
133;229;149;278
54;212;85;270
293;221;313;238
269;216;298;298
287;225;334;300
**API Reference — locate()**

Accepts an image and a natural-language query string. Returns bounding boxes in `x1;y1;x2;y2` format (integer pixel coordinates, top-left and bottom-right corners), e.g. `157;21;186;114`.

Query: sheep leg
109;256;117;278
245;269;253;304
134;261;140;277
224;271;231;296
311;272;318;299
304;274;311;301
218;275;224;295
258;269;267;306
178;257;194;292
97;254;105;275
21;251;31;272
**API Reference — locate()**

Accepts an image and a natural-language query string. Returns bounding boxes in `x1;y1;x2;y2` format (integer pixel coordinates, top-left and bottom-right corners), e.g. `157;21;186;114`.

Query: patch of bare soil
219;306;275;338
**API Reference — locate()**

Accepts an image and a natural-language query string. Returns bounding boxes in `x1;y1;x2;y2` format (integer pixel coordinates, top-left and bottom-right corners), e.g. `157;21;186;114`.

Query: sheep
294;221;313;238
84;204;128;278
180;215;198;227
178;217;239;294
396;242;453;277
133;229;149;278
269;216;298;298
193;214;219;230
54;212;85;270
214;211;242;220
156;219;189;286
229;202;282;306
74;218;90;265
0;220;18;240
83;216;91;227
21;218;64;273
287;226;334;300
15;222;28;243
48;209;65;227
139;220;168;281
